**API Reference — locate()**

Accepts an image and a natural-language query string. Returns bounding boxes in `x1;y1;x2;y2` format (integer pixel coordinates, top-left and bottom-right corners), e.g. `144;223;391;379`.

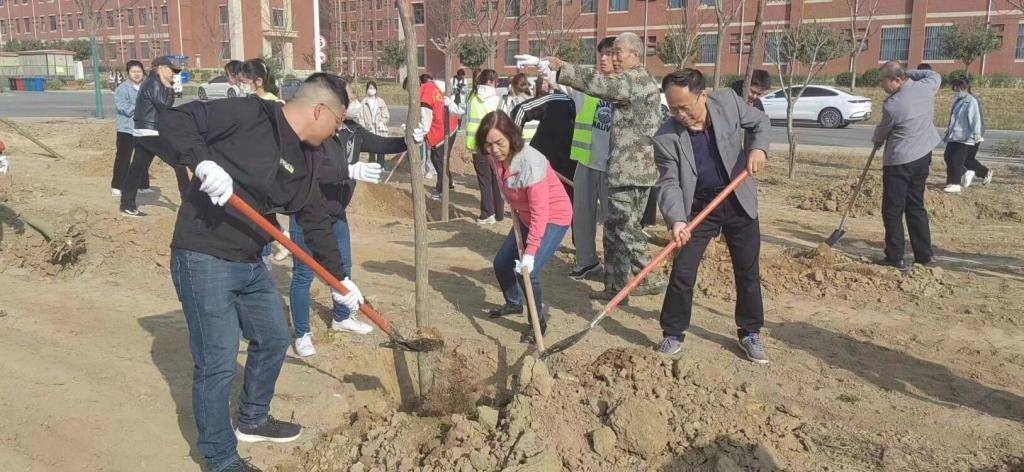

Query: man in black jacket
160;73;363;472
509;91;577;199
119;55;191;216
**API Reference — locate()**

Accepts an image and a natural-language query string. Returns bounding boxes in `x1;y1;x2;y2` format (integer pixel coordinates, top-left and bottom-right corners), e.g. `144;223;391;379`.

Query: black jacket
159;97;346;279
319;119;406;217
134;73;175;131
510;92;577;180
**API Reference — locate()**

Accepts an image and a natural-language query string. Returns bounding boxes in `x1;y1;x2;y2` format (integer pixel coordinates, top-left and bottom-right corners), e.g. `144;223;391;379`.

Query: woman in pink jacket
477;111;573;344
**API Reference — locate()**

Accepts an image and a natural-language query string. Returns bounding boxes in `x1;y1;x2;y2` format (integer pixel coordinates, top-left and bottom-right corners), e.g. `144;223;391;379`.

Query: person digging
159;73;365;472
652;69;771;364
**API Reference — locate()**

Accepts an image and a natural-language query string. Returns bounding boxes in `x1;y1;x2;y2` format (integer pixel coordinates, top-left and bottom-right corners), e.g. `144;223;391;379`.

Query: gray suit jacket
652;90;771;228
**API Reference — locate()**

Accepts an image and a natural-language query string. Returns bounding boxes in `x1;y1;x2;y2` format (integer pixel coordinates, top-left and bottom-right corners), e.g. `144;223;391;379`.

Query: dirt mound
694;239;959;303
797;174;881;216
347;183;415;220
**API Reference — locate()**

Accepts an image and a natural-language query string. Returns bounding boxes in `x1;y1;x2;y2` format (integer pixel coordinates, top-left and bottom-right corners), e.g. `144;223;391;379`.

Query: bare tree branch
712;0;743;87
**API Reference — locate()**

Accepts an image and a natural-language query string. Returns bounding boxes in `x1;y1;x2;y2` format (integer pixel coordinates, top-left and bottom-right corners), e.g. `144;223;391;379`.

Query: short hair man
652;68;771;363
729;69;772;111
160;73;366;472
545;32;667;300
872;60;941;269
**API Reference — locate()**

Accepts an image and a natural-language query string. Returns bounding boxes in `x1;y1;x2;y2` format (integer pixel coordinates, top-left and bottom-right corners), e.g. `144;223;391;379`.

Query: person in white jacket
356;81;392;165
942;77;991;193
464;69;504;223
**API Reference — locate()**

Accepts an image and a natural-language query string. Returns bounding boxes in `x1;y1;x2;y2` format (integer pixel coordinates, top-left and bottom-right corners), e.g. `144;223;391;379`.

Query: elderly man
652;69;771;363
872;61;940;270
545;32;665;301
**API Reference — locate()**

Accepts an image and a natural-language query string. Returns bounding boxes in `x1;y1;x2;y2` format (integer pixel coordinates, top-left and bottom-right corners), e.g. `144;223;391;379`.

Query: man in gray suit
652;69;771;363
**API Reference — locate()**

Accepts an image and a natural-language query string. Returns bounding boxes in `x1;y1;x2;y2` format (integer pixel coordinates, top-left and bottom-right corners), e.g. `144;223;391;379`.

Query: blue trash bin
33;77;46;91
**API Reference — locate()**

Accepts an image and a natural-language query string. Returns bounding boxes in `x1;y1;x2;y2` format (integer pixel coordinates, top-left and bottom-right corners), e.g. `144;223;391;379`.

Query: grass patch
844;87;1024;131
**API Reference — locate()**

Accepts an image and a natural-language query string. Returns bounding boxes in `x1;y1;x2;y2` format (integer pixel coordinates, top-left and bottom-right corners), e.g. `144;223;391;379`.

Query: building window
351;21;358;32
77;13;84;30
139;7;148;26
272;8;285;28
531;0;547;16
161;5;169;25
49;14;56;31
163;40;171;55
529;39;544;57
219;5;228;25
126;9;134;26
1017;24;1024;59
413;3;424;24
507;0;520;17
417;45;425;67
140;41;150;59
504;39;520;66
97;43;105;60
106;10;115;28
582;37;597;65
609;0;627;12
763;31;785;63
377;19;384;31
923;25;954;61
697;33;718;63
24;17;31;34
879;26;910;61
15;18;21;34
0;20;6;36
107;43;117;61
127;42;136;58
668;0;684;8
701;0;714;5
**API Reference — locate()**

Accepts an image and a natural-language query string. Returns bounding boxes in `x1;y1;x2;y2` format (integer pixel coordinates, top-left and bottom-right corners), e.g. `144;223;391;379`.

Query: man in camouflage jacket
546;32;665;300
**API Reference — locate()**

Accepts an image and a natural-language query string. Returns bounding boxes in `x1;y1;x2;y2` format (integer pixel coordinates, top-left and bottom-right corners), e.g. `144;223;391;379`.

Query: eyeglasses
671;92;704;119
319;103;344;127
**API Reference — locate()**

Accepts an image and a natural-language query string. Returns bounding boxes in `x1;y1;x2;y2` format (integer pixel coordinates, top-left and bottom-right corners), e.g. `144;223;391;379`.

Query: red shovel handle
601;170;750;314
227;194;396;336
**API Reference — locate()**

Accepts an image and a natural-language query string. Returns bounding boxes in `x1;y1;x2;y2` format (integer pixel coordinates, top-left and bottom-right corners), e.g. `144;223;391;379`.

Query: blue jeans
288;214;352;336
493;223;569;325
170;249;291;472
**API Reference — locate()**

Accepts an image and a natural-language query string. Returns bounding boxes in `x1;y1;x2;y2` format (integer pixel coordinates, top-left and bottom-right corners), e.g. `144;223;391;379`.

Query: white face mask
239;83;253;95
955;91;968;99
367;88;377;97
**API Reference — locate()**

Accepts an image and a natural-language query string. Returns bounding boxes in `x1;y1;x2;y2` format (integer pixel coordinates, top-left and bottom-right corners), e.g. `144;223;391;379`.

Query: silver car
197;75;240;101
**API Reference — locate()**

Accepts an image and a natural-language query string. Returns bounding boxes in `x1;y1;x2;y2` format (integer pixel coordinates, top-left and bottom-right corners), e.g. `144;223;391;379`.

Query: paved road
3;91;1021;165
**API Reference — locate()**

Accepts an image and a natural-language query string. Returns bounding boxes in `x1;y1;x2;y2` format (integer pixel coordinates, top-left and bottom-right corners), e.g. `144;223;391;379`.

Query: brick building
319;0;402;77
0;0;317;74
406;0;1024;80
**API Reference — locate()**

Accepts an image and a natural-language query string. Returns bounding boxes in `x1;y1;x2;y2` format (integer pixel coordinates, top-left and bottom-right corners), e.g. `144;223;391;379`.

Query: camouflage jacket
557;63;661;188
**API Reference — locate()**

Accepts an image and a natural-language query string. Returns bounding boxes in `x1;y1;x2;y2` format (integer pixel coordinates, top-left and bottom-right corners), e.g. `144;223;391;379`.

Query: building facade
0;0;316;74
319;0;402;78
406;0;1024;80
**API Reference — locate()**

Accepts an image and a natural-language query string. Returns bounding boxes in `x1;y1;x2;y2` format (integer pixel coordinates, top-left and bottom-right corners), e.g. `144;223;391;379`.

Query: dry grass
847;87;1024;131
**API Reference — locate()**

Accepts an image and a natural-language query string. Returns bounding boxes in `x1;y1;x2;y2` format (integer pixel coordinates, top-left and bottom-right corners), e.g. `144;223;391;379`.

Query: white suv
760;85;872;129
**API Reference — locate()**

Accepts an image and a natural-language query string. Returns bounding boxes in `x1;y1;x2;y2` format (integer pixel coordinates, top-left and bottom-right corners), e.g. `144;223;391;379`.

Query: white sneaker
961;170;976;188
944;184;963;193
331;316;374;334
138;188;156;195
425;170;437;180
111;188;121;197
476;215;496;225
982;170;993;186
294;333;316;357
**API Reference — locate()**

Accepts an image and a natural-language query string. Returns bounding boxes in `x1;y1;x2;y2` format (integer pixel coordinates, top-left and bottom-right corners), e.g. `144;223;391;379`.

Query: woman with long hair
239;58;281;102
355;81;391;164
477;111;572;344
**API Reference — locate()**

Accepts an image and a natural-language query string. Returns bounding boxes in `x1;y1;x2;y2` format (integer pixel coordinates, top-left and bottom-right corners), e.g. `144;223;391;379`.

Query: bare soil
1;120;1023;471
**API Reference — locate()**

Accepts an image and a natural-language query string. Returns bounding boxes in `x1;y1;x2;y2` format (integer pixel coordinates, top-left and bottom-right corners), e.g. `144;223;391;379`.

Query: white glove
443;95;454;108
0;155;9;176
514;54;541;69
349;162;383;184
412;127;426;143
331;278;364;313
194;160;233;206
537;59;552;76
514;254;535;275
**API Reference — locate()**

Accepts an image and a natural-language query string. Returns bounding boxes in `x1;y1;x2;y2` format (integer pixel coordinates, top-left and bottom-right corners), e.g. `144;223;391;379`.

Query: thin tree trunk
397;0;432;397
787;100;797;178
713;24;726;88
742;0;767;99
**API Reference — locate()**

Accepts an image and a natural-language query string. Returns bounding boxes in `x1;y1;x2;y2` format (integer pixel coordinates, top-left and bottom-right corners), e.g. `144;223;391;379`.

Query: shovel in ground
823;143;881;248
227;194;444;352
541;171;750;360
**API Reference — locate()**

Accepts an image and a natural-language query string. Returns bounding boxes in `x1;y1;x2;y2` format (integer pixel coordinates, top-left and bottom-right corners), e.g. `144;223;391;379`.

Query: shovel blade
825;228;846;247
382;336;445;352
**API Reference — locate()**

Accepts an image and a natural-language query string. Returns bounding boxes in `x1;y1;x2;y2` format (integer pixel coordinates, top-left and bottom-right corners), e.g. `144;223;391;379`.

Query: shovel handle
837;143;881;232
226;194;396;336
600;170;750;314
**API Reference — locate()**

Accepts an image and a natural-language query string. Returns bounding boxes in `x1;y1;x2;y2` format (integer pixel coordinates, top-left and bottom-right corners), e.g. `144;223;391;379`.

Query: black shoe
223;458;263;472
120;206;146;218
876;258;908;270
488;303;523;318
234;416;301;443
569;262;601;278
521;321;548;345
589;289;628;305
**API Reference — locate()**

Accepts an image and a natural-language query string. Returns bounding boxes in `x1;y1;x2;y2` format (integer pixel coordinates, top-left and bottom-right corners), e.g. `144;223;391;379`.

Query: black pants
430;133;457;194
472;152;504;220
112;131;149;190
943;142;989;185
660;194;764;339
641;186;659;227
367;153;387;165
120;135;190;209
882;153;933;263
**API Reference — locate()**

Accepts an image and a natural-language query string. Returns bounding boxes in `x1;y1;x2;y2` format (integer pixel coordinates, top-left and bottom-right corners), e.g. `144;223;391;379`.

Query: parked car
279;76;302;102
760;85;872;128
197;75;240;101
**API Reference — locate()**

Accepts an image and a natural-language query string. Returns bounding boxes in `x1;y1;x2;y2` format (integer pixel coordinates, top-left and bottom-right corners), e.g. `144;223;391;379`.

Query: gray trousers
572;164;608;267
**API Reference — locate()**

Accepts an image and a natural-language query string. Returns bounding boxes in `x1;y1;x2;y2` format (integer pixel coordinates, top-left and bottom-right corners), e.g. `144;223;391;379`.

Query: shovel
824;143;881;248
510;214;546;352
227;194;443;352
541;170;750;360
